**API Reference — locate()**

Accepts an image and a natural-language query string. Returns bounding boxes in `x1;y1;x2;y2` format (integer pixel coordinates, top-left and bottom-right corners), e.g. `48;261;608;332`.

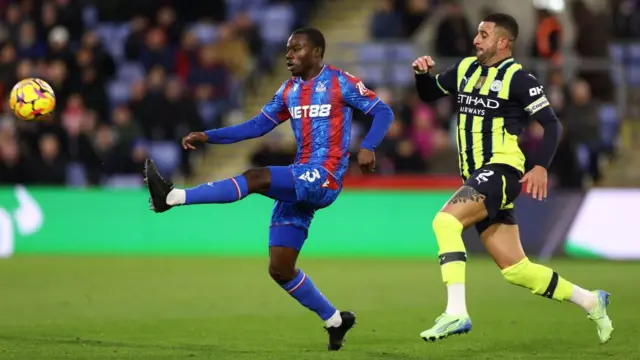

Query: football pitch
0;257;637;359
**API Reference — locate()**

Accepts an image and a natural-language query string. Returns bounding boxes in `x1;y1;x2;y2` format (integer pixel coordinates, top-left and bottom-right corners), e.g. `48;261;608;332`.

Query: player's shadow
0;334;262;355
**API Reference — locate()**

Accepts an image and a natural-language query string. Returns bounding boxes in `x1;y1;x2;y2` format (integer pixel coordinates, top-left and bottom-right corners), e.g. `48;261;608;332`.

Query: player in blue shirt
143;27;394;350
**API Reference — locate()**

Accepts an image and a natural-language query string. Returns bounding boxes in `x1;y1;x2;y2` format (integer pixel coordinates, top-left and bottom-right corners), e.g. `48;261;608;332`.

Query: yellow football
9;78;56;121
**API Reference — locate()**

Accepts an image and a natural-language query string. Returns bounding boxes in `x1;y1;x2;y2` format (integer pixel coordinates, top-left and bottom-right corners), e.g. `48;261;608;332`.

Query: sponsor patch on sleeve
524;96;550;115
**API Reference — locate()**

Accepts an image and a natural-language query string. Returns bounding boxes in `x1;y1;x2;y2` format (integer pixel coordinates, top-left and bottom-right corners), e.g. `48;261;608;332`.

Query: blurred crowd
252;0;640;190
0;0;317;186
1;0;639;190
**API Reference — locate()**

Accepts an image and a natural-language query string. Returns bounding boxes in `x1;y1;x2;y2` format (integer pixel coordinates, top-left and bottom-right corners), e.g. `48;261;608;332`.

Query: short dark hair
291;27;326;58
483;13;519;41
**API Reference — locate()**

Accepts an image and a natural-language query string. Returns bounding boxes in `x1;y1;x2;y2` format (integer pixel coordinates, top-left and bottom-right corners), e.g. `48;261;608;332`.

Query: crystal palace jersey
261;65;380;180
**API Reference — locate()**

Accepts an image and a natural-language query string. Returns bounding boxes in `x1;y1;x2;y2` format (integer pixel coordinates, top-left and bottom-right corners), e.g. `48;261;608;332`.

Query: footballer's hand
519;165;548;201
412;56;436;74
182;132;208;150
358;148;376;173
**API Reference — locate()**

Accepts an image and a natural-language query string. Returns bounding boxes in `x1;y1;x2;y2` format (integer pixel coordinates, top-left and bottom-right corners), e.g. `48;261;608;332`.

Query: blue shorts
270;164;342;231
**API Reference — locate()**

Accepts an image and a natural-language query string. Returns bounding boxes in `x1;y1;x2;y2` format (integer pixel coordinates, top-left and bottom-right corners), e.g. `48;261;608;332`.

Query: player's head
474;13;519;65
286;27;325;77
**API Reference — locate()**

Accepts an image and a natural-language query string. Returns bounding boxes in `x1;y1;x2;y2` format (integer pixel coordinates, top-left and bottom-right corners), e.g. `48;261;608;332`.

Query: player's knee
243;168;271;193
268;262;296;284
432;212;463;238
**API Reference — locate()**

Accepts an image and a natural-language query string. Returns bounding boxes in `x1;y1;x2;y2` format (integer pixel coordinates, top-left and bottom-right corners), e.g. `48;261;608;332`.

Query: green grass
0;257;637;360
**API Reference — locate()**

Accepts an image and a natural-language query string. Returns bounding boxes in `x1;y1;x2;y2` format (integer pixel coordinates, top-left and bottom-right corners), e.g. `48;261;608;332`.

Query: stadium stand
0;0;320;187
1;0;638;190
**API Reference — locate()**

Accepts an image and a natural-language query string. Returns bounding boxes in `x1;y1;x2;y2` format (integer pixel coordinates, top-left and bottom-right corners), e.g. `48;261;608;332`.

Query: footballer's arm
512;71;562;169
413;56;457;103
203;112;280;144
181;113;281;150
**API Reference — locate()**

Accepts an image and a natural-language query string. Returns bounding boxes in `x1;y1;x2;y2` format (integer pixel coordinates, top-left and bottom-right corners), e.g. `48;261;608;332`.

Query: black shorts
463;164;523;235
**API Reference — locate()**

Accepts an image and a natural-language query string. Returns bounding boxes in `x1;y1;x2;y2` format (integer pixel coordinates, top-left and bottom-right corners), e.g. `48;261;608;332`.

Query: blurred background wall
0;0;637;260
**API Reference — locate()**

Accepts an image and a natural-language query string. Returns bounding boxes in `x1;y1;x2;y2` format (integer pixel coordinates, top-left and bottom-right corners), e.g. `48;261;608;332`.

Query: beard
476;44;498;64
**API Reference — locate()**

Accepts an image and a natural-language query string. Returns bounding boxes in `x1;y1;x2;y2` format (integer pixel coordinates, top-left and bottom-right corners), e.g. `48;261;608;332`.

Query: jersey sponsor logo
288;104;332;119
529;86;544;97
525;96;550;115
299;169;321;182
475;170;494;184
457;94;500;116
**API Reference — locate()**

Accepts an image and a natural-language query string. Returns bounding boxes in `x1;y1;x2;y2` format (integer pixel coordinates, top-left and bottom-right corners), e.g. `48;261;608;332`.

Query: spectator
402;0;431;37
563;79;603;183
0;0;304;188
138;27;175;72
33;133;67;185
124;16;150;61
611;0;640;39
15;21;46;60
370;0;403;40
175;31;200;82
233;12;263;60
0;136;31;184
156;5;183;45
531;8;562;65
435;0;473;57
215;23;251;80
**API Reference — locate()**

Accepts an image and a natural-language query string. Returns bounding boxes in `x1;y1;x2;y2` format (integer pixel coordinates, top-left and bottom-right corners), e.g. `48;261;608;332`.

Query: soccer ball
9;78;56;121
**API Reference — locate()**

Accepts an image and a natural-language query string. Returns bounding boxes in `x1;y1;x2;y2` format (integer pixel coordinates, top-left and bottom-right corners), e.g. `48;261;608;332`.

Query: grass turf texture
0;257;637;360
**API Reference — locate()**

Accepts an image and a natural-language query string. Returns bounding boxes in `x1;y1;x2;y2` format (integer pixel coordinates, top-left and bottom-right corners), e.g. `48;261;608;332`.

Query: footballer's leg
421;164;524;342
419;185;486;341
481;221;613;344
269;202;355;351
145;159;297;213
269;165;354;351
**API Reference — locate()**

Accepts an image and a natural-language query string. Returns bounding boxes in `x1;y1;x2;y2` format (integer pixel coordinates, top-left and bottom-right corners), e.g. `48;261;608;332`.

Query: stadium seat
189;23;219;44
226;0;268;19
258;4;295;47
354;64;385;87
147;141;182;176
627;66;640;86
609;43;625;63
82;5;99;29
391;64;413;86
600;104;620;151
197;100;228;127
357;43;389;64
107;81;132;107
66;163;88;187
96;23;129;62
575;144;590;172
117;62;146;82
95;23;115;44
390;43;416;62
627;43;640;64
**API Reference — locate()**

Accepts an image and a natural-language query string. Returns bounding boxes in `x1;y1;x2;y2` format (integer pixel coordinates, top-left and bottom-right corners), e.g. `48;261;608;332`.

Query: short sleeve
261;81;291;124
338;71;381;114
510;71;552;116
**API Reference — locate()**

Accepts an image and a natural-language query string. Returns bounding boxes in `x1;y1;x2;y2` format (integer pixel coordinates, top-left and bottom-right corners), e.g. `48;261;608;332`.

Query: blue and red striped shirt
262;65;380;180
